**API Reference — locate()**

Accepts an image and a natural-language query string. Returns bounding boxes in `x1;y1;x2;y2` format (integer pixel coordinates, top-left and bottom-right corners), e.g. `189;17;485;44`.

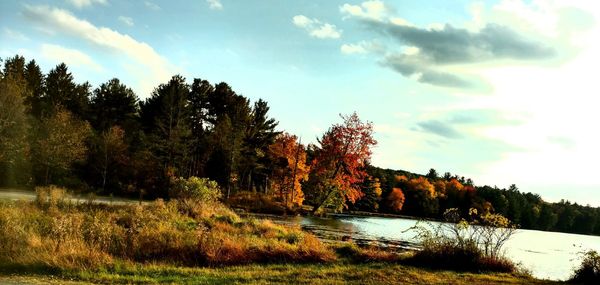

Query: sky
2;0;600;205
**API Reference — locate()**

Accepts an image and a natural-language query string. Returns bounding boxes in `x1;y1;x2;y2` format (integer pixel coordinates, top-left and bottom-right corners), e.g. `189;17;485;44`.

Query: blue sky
2;0;600;205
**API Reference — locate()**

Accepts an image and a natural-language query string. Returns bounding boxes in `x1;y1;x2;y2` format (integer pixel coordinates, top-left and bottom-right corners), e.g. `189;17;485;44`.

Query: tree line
361;167;600;235
1;54;599;235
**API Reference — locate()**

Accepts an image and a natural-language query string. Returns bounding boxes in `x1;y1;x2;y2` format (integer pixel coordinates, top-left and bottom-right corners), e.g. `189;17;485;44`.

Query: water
269;214;600;281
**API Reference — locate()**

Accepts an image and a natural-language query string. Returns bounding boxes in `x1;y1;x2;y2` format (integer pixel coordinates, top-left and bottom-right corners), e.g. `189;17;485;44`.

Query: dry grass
0;187;334;272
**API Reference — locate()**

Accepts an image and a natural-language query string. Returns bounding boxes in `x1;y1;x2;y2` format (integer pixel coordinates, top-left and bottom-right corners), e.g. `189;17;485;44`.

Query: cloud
41;43;103;72
206;0;223;10
384;23;554;64
340;40;383;55
415;120;463;139
144;1;161;11
292;15;342;39
340;0;390;22
66;0;107;9
118;16;134;27
23;5;173;95
340;1;561;89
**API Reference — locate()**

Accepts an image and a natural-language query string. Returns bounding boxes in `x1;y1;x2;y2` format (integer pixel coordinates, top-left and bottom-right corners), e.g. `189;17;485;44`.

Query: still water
273;214;600;281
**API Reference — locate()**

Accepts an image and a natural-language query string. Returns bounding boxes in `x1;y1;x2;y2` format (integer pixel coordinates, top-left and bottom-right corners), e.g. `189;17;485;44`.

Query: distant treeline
361;166;600;236
1;54;599;236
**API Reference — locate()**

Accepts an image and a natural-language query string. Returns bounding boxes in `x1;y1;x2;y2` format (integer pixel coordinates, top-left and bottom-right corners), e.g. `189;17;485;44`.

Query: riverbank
0;262;558;285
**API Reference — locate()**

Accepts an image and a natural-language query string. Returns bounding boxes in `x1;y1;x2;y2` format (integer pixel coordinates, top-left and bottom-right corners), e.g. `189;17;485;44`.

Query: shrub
170;177;222;202
169;177;222;215
407;208;517;273
571;250;600;284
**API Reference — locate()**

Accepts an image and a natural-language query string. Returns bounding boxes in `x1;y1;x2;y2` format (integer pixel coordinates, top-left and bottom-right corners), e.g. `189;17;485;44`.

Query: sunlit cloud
292;15;342;39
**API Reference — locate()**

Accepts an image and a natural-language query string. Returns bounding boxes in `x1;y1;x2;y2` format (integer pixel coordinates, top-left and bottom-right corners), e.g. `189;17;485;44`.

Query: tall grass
0;186;334;273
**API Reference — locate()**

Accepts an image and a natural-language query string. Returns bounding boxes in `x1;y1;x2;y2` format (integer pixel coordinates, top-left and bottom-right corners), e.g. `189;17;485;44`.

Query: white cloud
23;5;174;96
340;0;389;22
41;43;103;72
118;16;134;26
292;15;342;39
66;0;107;9
206;0;223;10
144;1;161;11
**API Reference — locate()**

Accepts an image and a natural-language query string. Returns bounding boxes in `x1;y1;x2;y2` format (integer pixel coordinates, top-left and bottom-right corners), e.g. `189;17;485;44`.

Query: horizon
2;0;600;206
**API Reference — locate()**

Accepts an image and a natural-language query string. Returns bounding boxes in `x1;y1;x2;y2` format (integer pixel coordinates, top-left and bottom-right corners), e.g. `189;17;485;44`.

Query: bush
169;177;222;202
571;250;600;284
407;208;517;273
169;177;222;216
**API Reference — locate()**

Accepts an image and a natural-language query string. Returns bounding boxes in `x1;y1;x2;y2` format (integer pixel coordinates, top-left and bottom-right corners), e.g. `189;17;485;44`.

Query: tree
307;112;377;213
140;75;192;181
386;187;405;213
94;126;128;193
402;177;438;217
44;63;90;118
426;168;439;179
239;99;280;193
90;78;139;132
0;72;30;185
267;133;310;207
34;108;91;185
23;60;45;118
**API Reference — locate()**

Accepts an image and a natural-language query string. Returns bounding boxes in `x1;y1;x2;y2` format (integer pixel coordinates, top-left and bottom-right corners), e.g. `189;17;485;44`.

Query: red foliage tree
309;112;377;213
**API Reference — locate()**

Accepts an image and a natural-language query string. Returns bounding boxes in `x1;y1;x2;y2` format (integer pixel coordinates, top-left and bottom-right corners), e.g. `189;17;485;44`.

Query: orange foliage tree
267;133;309;207
387;188;405;213
401;176;438;216
407;177;436;199
308;112;377;213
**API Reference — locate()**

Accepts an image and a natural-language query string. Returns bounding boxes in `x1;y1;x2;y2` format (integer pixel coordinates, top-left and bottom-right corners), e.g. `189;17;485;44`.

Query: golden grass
0;191;334;272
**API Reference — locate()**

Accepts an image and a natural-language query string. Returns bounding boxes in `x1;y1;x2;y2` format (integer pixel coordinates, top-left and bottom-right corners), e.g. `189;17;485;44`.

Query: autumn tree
267;133;310;207
33;108;91;185
401;176;438;217
386;188;405;213
306;112;377;214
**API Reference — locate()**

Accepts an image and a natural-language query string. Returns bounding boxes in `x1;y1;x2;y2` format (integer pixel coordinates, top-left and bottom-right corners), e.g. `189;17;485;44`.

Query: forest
1;54;599;236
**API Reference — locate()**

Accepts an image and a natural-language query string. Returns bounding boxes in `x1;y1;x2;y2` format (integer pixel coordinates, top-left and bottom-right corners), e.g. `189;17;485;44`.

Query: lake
267;214;600;281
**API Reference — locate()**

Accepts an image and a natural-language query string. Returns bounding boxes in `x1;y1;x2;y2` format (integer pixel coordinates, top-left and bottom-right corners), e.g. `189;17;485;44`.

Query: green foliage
169;176;222;203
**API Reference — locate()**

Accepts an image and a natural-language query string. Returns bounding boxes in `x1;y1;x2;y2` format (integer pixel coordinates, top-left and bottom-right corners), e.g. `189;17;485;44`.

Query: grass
0;262;558;285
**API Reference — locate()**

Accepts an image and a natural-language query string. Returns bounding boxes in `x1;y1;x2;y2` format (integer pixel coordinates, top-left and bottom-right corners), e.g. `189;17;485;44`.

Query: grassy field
0;262;559;285
0;187;567;284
